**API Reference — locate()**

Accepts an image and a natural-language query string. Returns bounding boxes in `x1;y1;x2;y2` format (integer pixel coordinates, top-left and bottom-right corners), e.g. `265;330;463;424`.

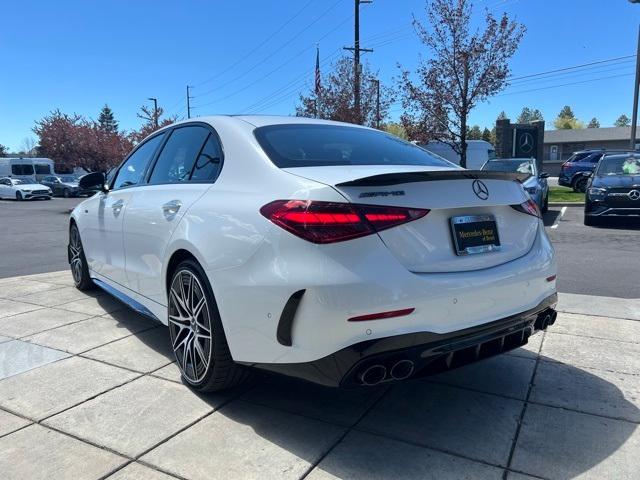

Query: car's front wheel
69;223;94;290
16;191;23;201
168;260;248;392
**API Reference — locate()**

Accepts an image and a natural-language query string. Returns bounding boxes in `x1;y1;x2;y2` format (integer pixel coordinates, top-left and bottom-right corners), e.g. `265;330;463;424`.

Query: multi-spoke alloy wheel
69;227;83;284
168;269;213;384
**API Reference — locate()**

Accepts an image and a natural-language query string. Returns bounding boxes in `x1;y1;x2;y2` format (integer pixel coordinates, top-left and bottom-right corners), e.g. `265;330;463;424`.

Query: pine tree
497;111;508;121
614;114;631;127
482;127;492;143
98;104;119;133
467;125;483;140
587;117;600;128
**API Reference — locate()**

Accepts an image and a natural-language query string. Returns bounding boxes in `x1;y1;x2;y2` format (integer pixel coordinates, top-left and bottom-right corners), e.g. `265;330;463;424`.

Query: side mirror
79;172;107;192
539;172;550;179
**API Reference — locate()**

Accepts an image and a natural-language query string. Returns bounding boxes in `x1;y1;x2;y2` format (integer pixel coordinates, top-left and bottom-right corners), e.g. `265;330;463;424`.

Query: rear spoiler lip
335;170;529;187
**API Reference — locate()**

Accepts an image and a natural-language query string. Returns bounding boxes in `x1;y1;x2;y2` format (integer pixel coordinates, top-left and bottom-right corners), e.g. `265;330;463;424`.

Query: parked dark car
558;150;605;192
584;153;640;226
41;175;99;197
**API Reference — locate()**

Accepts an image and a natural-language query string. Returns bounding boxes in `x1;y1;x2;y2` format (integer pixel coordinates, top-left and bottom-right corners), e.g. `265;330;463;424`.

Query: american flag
315;46;321;96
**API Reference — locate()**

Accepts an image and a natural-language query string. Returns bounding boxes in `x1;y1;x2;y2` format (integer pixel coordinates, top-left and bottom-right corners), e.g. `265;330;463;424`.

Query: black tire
63;188;70;198
541;193;549;213
168;259;249;392
16;191;23;201
584;214;600;227
69;223;94;290
573;176;588;193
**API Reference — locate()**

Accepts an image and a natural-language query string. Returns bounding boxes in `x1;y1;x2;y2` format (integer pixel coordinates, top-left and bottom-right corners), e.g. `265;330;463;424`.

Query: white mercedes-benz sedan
70;116;557;391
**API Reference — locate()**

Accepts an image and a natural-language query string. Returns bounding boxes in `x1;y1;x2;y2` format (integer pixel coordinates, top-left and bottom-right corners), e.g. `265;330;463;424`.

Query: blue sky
1;0;639;151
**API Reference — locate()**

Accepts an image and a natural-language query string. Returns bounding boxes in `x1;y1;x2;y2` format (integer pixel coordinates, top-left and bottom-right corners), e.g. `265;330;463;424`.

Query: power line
507;60;634;86
194;0;345;100
497;72;634;97
508;55;634;82
194;0;316;88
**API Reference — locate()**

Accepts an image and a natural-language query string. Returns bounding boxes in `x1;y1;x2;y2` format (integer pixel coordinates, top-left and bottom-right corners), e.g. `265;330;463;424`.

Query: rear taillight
511;199;541;218
260;200;429;244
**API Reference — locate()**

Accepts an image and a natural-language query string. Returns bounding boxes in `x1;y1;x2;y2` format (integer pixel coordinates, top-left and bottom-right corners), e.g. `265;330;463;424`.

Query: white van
0;158;55;182
419;140;496;170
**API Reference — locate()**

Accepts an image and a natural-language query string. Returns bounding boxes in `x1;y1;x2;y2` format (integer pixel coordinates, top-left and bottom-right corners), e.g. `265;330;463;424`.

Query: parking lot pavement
0;271;639;479
0;197;84;278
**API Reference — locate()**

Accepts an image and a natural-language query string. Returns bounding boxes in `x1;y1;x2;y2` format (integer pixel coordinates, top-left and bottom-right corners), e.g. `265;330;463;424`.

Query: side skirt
92;278;162;323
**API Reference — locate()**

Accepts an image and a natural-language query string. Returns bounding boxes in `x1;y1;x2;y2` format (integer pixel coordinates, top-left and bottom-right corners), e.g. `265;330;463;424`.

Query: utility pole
631;25;640;149
186;86;194;119
344;0;372;125
372;79;380;129
148;97;158;128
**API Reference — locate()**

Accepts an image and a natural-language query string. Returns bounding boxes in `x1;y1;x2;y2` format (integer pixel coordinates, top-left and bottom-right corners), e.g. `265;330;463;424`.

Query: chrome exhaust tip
359;365;387;386
390;359;415;380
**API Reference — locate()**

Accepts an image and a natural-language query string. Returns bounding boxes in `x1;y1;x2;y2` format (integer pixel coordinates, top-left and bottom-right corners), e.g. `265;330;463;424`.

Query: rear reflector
261;200;429;244
348;308;415;322
510;199;541;218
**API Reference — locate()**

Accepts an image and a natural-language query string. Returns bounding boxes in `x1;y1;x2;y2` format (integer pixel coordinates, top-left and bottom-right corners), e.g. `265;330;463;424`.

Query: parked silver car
481;158;549;213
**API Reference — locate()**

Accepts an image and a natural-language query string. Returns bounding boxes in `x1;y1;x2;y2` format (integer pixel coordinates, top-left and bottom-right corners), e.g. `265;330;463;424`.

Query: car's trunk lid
284;166;537;273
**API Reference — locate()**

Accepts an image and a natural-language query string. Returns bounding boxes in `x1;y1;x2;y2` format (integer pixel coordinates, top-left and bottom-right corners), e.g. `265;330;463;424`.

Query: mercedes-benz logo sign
519;132;534;154
629;189;640;201
472;179;489;200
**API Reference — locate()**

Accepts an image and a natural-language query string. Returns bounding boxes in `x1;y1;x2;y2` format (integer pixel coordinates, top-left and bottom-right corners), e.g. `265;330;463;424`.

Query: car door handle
162;200;182;215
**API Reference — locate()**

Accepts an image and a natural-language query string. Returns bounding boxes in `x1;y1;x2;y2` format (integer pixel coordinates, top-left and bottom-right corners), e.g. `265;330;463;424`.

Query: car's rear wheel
16;191;23;201
63;188;70;198
69;223;94;290
168;260;249;392
573;176;588;193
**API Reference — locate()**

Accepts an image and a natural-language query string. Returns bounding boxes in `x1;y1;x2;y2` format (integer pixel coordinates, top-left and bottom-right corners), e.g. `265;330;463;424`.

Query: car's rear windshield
254;124;454;168
482;160;535;176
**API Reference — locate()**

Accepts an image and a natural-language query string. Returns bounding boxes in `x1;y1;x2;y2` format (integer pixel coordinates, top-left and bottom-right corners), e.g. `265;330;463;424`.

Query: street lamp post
629;1;640;149
148;97;158;128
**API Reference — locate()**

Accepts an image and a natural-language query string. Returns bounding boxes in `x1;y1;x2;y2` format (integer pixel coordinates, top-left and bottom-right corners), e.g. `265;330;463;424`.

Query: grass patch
549;186;585;203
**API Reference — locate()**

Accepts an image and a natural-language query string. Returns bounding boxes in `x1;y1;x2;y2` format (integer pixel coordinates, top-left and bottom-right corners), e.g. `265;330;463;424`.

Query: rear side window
190;134;223;182
254;125;453;168
35;164;51;174
149;126;210;184
11;164;34;175
113;133;165;189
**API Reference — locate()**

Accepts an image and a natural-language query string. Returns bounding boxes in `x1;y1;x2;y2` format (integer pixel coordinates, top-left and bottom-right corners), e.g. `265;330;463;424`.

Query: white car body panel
0;178;51;199
70;115;556;370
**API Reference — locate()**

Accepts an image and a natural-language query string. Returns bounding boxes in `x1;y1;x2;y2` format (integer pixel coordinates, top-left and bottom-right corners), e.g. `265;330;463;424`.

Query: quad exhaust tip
390;359;415;380
359;359;416;385
359;365;387;386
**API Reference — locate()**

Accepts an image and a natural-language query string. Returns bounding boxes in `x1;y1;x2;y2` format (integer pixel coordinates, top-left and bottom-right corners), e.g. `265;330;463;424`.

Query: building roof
544;126;638;144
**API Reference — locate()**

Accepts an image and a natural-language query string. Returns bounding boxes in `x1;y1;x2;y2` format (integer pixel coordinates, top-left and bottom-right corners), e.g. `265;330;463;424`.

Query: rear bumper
245;293;558;387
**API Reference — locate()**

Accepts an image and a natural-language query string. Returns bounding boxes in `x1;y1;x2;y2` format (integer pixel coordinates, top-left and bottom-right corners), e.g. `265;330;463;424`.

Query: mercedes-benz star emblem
472;179;489;200
519;132;534;154
629;189;640;201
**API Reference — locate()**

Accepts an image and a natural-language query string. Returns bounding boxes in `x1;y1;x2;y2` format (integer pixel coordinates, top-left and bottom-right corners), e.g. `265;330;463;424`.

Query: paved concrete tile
241;377;386;426
542;332;640;375
531;361;640;423
511;403;640;479
45;376;217;457
24;314;153;354
0;356;139;420
142;400;345;480
150;362;182;383
506;474;538;480
0;424;126;480
105;463;176;480
0;409;31;437
429;354;536;400
83;327;173;373
0;339;69;379
0;299;42;318
306;430;503;480
358;382;523;466
26;271;74;287
0;307;91;338
56;294;125;316
0;280;65;300
506;331;543;360
558;292;640;321
13;285;104;307
553;312;640;343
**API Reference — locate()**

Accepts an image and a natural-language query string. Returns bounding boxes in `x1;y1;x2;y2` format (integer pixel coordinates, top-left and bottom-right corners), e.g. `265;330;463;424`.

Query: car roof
168;114;371;130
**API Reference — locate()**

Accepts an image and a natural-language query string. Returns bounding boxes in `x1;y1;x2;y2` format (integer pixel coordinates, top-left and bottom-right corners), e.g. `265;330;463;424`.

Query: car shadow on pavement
543;210;560;227
205;356;639;479
590;217;640;231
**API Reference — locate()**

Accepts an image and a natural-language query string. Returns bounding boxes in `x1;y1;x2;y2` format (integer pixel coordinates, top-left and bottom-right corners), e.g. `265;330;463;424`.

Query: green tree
615;114;631;127
554;105;583;129
497;111;508;121
516;107;543;124
587;117;600;128
98;104;119;133
467;125;483;140
0;144;8;157
482;127;493;143
383;122;408;139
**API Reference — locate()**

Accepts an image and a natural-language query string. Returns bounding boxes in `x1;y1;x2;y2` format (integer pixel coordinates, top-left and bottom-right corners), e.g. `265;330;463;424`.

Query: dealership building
543;126;640;161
